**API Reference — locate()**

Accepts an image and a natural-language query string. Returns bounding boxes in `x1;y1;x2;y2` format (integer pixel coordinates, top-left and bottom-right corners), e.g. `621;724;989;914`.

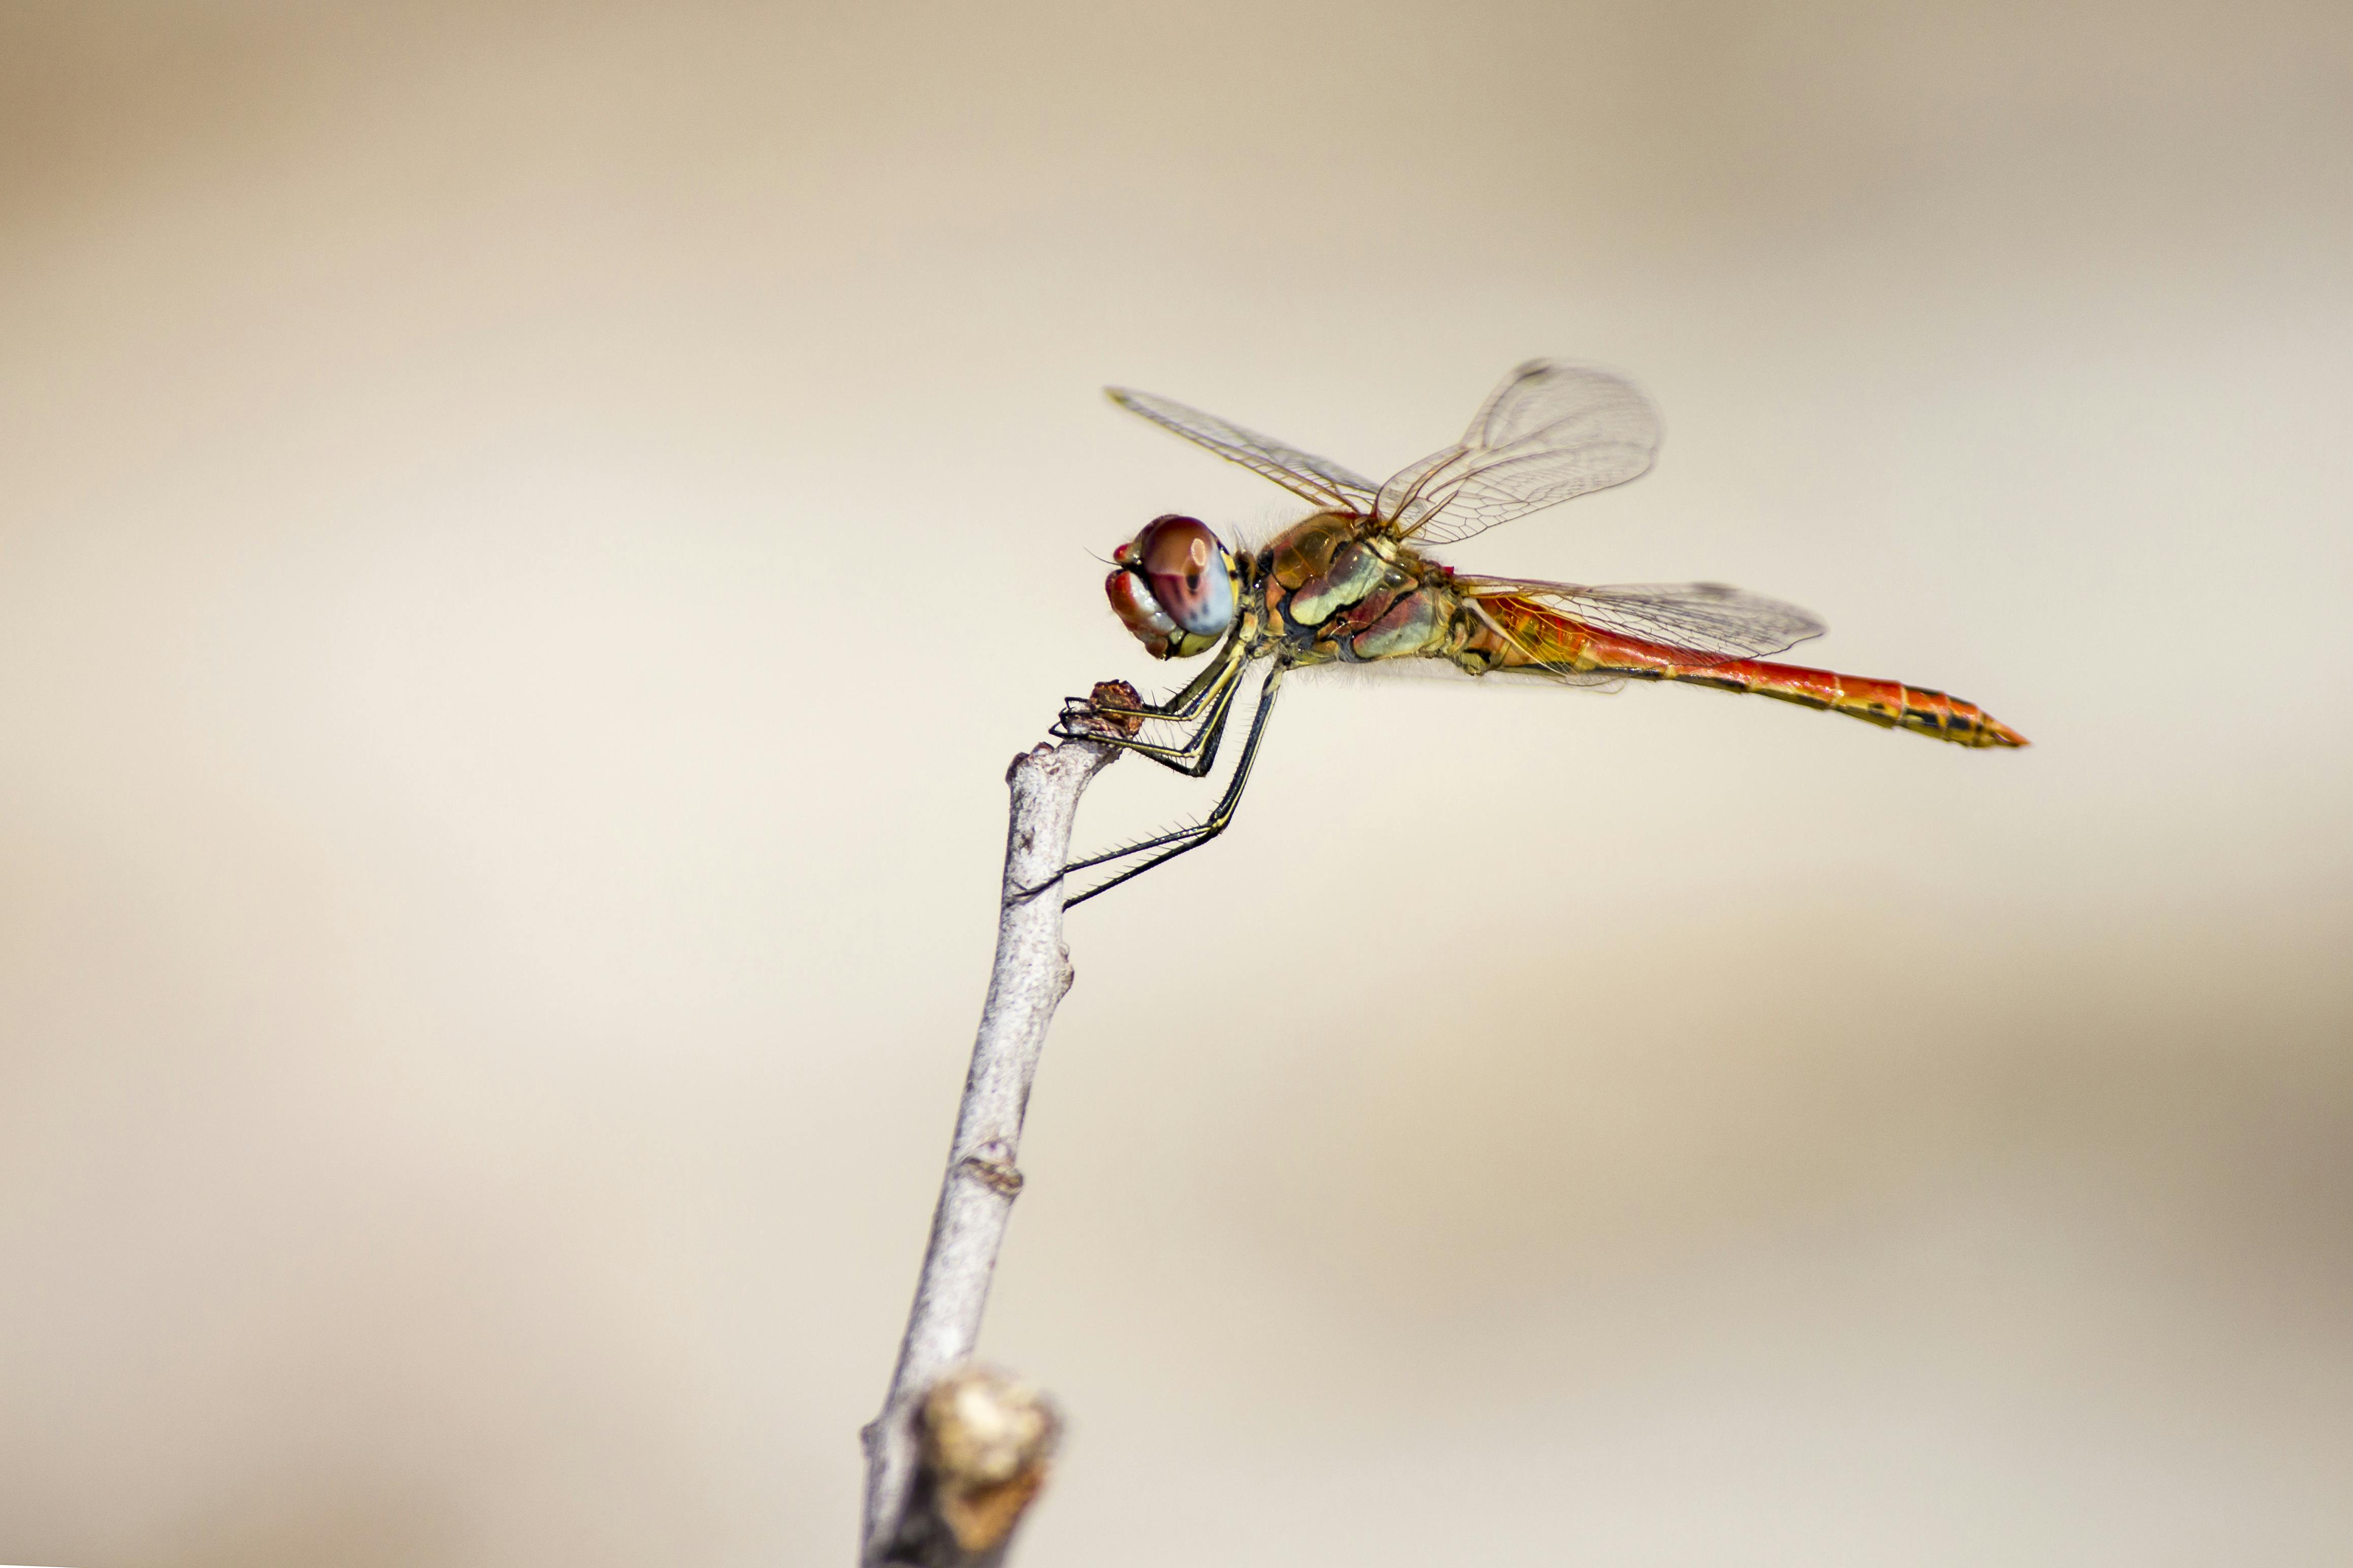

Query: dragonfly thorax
1105;514;1238;659
1256;512;1475;669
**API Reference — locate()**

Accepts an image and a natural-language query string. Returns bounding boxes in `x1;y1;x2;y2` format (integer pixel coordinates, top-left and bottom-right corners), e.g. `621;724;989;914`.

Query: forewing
1457;576;1826;665
1107;387;1382;516
1379;362;1661;545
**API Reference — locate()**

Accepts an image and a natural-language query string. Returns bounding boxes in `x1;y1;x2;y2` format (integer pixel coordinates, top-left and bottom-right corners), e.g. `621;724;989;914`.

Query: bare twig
860;699;1129;1566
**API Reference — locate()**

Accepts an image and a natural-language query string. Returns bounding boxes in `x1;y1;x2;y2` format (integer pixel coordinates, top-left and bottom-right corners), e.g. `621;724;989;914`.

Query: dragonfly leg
1083;660;1248;777
1061;661;1290;907
1056;624;1248;730
1053;643;1252;778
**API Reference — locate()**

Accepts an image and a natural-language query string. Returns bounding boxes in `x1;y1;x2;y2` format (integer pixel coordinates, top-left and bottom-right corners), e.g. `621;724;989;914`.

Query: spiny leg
1054;639;1253;778
1087;656;1250;778
1063;661;1290;907
1060;631;1240;726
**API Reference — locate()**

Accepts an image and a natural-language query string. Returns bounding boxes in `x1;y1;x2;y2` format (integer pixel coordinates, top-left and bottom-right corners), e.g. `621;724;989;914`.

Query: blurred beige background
2;2;2348;1563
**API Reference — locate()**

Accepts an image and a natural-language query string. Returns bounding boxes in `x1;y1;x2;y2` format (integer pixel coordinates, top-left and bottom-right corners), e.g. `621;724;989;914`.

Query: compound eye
1135;515;1234;636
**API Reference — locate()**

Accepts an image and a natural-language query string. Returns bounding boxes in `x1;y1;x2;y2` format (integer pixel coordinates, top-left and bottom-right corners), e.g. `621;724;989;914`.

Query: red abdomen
1480;608;2028;748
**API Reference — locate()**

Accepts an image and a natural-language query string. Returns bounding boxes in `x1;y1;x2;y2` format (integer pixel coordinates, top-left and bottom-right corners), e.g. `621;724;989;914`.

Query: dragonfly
1053;359;2026;906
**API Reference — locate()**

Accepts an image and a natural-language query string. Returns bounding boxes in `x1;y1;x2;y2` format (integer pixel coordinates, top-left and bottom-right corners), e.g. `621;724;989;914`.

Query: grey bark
859;730;1121;1566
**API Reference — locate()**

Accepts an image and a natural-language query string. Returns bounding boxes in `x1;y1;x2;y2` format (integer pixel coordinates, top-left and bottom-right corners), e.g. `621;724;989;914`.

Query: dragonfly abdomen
1473;610;2028;748
1673;659;2026;747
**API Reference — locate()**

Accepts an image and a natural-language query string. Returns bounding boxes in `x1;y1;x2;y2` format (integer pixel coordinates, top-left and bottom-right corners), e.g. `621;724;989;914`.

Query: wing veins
1107;387;1380;515
1459;576;1827;664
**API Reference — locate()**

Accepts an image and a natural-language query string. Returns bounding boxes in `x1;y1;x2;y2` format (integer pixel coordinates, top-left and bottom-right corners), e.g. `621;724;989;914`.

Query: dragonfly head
1104;514;1235;659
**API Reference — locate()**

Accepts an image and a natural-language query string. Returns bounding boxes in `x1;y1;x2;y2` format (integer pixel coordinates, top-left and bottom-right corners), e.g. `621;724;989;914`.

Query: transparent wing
1107;387;1382;516
1457;576;1826;664
1378;362;1661;545
1296;657;1630;691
